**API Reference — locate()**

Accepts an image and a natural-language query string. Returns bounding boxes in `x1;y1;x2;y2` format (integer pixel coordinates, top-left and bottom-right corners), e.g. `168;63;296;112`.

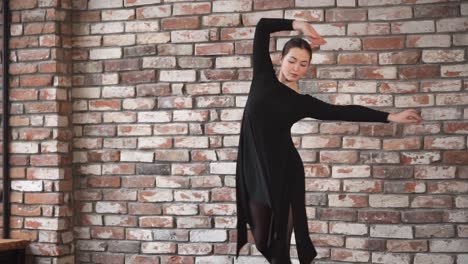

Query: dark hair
281;37;312;62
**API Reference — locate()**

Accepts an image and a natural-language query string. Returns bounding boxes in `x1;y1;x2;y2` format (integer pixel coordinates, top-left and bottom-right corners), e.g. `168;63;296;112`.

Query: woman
235;18;422;264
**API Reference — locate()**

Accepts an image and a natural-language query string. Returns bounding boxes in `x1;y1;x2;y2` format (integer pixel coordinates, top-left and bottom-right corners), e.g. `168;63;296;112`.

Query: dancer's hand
387;109;423;124
292;21;327;49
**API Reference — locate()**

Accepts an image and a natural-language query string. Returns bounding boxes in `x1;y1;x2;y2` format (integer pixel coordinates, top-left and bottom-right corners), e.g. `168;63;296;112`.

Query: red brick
104;59;139;71
25;102;59;113
87;150;120;163
24;22;56;35
161;17;200;30
25;193;63;204
11;230;38;241
443;122;468;134
253;0;293;10
128;203;161;215
89;100;121;111
30;155;61;166
74;11;101;22
87;177;120;188
443;151;468;164
91;227;125;240
173;3;211;15
19;128;51;140
195;43;234;56
338;53;377;65
318;208;356;221
122;176;155;188
402;211;443;223
387;240;428;252
363;37;405;50
19;75;53;87
11;0;36;10
121;70;155;84
399;65;439;79
10;89;38;100
11;36;39;49
414;5;459;18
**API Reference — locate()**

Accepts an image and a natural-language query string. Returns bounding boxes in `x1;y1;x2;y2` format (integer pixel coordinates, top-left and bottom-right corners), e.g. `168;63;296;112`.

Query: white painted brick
137;33;170;44
296;0;335;7
370;225;413;238
103;34;136;46
453;33;468;46
215;56;250;68
102;86;135;98
121;151;154;162
392;21;434;34
95;202;127;214
123;98;156;110
431;239;468;252
11;180;43;192
91;22;124;34
368;6;412;21
11;142;39;153
212;0;251;12
320;37;361;51
171;30;210;43
102;9;134;21
441;64;468;78
89;48;122;60
414;254;453;264
330;222;367;235
125;21;159;32
195;256;231;264
142;56;176;68
159;70;196;82
241;10;283;26
369;194;409;208
372;252;411;264
173;110;209;122
88;0;123;9
137;111;171;123
338;81;377;93
210;162;236;174
190;230;227;242
141;242;175;254
407;34;451;48
437;17;468;32
174;137;209;148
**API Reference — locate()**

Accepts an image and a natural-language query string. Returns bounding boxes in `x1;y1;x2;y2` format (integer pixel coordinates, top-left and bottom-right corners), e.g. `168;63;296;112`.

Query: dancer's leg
270;204;294;264
286;203;294;249
248;200;273;259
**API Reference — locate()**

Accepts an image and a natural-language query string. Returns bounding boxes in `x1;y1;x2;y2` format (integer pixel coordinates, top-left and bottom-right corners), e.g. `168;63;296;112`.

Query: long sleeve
253;18;294;78
297;93;391;123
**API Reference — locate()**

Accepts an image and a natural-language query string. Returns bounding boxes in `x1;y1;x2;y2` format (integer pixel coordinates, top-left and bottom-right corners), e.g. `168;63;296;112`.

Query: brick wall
9;0;74;263
8;0;468;263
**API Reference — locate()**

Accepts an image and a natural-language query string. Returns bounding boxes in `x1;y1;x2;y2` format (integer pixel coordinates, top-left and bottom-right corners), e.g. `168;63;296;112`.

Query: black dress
235;18;390;263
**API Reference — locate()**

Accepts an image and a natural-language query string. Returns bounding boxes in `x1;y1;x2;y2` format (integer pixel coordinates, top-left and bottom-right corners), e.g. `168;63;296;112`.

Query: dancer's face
279;47;311;82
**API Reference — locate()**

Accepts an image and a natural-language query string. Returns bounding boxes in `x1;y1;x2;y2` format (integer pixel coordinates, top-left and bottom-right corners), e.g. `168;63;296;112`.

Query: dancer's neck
277;72;299;93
